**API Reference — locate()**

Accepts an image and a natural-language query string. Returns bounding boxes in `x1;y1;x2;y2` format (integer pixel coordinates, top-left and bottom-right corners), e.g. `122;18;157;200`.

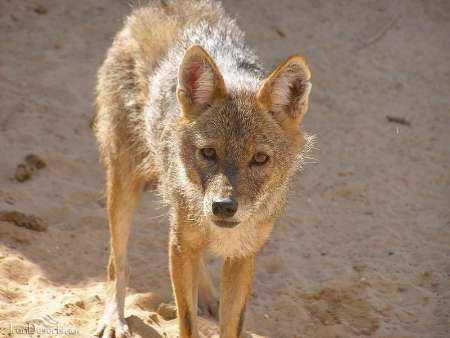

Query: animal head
175;45;311;228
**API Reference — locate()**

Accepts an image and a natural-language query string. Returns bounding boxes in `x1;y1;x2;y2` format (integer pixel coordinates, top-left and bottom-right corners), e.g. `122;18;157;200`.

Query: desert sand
0;1;449;337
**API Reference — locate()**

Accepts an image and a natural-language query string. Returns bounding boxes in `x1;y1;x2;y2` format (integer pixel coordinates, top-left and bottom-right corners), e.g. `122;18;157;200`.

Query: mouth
213;220;240;228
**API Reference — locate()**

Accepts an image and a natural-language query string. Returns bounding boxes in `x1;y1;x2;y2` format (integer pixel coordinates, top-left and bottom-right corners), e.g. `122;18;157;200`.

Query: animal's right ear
177;45;227;118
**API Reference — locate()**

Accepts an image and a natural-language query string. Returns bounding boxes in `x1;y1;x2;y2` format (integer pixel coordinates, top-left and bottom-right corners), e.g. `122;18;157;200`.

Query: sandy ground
0;0;449;337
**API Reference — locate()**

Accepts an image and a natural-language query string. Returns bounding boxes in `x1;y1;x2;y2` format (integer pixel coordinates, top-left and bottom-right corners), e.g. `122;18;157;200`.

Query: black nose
212;197;238;218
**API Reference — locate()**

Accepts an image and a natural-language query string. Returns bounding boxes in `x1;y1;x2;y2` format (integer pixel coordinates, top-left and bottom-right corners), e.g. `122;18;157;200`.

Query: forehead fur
192;90;287;150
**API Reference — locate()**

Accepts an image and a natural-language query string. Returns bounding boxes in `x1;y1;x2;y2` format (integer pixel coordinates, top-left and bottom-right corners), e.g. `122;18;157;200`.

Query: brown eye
200;147;217;161
251;152;269;166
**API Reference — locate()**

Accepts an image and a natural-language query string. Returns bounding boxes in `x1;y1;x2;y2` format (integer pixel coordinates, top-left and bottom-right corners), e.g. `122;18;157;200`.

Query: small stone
14;155;47;182
25;154;47;169
156;303;177;320
74;300;85;309
33;5;48;15
15;163;32;182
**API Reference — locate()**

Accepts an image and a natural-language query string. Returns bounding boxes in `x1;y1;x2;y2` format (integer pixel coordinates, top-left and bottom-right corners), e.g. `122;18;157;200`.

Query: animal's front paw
94;312;131;338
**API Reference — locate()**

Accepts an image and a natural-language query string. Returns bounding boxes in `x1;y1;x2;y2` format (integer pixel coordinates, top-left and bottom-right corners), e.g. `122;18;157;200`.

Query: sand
0;0;449;337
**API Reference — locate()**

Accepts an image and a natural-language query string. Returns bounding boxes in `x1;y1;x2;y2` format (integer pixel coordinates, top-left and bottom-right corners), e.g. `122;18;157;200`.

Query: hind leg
95;162;143;338
198;255;219;319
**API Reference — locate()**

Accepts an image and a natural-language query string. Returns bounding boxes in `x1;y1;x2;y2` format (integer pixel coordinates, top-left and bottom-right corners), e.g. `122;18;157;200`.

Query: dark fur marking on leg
107;256;115;281
184;306;192;337
237;305;246;337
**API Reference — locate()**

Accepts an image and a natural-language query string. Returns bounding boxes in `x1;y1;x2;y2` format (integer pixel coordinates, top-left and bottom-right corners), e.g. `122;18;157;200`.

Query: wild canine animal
93;0;312;337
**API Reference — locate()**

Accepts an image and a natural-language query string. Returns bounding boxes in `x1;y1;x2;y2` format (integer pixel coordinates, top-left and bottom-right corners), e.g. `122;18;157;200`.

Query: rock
156;303;177;320
0;211;48;232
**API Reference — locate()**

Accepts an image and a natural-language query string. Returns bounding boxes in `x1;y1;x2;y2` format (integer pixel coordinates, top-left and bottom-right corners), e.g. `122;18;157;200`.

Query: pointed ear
176;45;227;117
257;55;311;127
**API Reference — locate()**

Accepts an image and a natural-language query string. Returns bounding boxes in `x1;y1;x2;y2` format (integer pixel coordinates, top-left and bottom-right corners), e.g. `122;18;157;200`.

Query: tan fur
93;1;312;337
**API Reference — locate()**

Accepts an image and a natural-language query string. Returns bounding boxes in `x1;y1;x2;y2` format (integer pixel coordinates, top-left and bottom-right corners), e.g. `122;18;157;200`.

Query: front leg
169;232;201;338
95;167;142;338
219;256;256;338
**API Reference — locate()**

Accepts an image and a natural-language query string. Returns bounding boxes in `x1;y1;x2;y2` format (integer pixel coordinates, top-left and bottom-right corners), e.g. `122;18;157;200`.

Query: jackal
93;1;312;337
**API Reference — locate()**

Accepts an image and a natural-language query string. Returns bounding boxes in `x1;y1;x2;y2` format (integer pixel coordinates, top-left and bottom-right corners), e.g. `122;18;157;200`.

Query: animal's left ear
257;56;311;127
